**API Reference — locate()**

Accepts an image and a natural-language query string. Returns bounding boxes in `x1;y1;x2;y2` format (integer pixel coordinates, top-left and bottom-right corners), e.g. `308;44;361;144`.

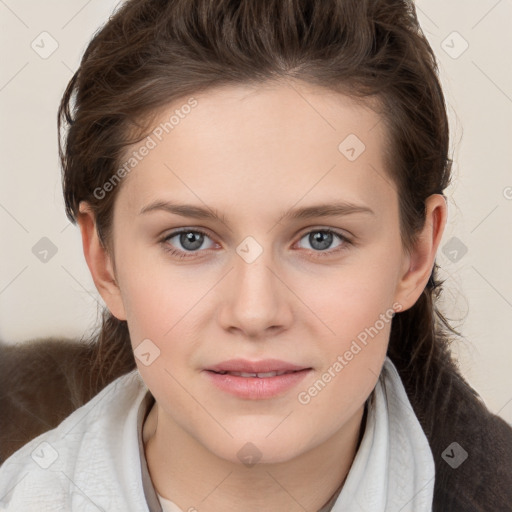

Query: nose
217;245;293;339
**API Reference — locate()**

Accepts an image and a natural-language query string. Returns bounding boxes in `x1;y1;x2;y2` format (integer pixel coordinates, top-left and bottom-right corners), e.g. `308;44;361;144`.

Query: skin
78;80;447;512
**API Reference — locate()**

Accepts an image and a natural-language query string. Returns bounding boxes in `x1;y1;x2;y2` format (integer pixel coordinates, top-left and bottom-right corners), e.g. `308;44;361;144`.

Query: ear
394;194;448;311
77;202;127;321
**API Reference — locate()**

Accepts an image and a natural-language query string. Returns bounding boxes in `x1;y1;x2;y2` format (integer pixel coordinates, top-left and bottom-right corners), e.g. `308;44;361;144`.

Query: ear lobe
394;194;448;311
77;202;127;321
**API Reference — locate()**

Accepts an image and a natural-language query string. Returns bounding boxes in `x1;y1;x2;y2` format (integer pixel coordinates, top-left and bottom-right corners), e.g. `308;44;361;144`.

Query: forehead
116;80;396;220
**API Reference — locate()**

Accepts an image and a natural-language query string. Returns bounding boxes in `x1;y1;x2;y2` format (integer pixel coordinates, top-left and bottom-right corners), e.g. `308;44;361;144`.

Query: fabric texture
0;356;434;511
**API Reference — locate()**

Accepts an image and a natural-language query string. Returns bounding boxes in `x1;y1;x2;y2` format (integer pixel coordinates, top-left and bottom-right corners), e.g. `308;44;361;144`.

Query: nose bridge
233;235;278;306
218;235;292;335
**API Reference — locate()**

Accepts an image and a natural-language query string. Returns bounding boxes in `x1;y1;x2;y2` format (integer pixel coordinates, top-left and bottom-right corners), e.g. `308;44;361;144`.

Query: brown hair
58;0;512;508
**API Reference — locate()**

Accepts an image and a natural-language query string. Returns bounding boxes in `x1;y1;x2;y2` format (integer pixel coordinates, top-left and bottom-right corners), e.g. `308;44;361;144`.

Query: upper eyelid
296;226;350;239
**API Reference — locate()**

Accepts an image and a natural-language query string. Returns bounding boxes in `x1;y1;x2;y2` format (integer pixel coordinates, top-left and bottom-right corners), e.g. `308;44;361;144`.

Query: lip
206;358;308;374
203;359;312;400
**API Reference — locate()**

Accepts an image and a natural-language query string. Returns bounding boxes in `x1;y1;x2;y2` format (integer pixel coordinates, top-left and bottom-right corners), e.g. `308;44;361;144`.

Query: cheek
290;261;397;403
122;283;199;378
294;298;392;446
121;274;205;423
294;260;399;343
116;248;196;338
117;257;209;382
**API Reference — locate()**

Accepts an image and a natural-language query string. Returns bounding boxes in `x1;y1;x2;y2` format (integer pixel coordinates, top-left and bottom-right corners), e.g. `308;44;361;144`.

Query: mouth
209;369;302;378
205;358;310;374
203;359;312;399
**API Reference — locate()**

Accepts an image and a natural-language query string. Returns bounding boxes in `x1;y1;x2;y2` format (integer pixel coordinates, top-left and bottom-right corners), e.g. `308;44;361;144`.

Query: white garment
331;359;435;511
157;495;184;512
0;356;434;511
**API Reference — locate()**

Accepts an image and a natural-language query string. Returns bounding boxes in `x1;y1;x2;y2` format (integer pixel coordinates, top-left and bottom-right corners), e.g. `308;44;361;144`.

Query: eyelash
160;228;352;260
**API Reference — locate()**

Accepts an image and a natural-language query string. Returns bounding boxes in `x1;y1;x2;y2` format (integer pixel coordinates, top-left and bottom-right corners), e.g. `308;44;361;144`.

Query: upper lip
206;359;310;373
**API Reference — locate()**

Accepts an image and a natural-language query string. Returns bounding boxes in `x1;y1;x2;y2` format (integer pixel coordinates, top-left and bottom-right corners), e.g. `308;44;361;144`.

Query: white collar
331;356;435;511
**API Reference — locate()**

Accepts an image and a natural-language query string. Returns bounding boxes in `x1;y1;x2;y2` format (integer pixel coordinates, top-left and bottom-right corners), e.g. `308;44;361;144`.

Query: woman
0;0;511;510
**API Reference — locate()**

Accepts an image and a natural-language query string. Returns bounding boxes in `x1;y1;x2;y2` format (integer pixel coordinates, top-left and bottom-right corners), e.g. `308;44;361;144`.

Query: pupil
310;231;332;250
180;232;203;250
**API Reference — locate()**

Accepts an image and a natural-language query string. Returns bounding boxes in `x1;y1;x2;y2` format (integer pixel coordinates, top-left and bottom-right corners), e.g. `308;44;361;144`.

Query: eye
296;229;349;255
161;229;217;257
160;227;351;260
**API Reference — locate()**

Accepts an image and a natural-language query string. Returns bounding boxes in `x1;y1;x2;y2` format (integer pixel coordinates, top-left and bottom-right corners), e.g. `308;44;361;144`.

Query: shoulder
428;371;512;511
0;337;98;461
391;354;512;511
0;369;150;511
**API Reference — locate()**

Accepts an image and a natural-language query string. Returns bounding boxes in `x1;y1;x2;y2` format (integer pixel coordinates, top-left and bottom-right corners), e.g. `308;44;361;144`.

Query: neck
143;401;367;512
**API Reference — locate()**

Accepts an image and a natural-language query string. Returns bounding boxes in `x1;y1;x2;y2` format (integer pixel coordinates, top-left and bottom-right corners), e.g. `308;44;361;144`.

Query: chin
202;432;310;467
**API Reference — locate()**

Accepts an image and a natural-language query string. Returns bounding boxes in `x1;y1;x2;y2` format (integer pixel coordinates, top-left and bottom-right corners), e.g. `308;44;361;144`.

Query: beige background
1;0;511;424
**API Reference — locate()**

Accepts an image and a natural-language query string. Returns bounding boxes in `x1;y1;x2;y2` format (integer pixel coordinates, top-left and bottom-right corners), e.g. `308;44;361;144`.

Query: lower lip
203;369;311;400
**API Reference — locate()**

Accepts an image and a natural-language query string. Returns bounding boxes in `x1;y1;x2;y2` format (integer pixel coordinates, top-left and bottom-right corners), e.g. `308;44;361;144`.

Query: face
107;81;409;464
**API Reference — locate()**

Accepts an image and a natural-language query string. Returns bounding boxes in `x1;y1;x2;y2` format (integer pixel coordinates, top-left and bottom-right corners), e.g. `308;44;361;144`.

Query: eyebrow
139;200;375;224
